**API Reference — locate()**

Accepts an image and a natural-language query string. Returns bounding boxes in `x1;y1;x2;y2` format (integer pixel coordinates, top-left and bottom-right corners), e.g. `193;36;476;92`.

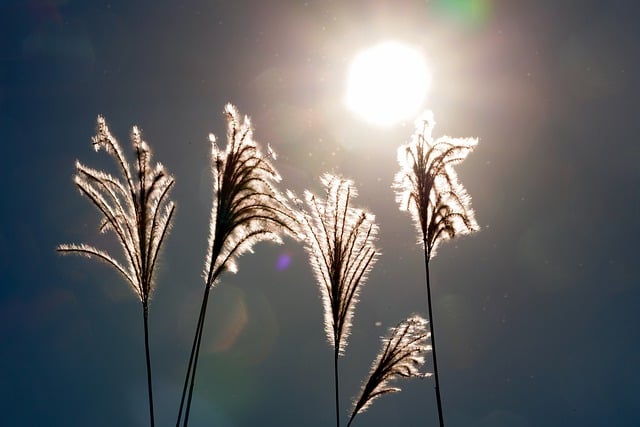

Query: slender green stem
142;301;155;427
423;238;444;427
334;345;341;427
176;284;209;426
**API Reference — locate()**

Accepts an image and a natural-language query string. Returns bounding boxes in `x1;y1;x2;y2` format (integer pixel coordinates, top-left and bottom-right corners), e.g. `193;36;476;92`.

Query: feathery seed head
203;104;301;287
298;174;379;355
57;116;176;304
350;315;431;421
394;110;479;258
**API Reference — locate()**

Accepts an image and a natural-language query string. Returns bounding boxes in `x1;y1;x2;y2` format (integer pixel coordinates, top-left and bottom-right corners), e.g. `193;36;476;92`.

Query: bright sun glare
346;41;431;127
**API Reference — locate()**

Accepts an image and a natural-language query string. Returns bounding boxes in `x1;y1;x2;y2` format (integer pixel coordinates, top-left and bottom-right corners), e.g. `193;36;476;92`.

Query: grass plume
295;174;379;427
348;315;431;427
177;104;300;426
57;116;176;427
394;111;478;258
393;111;479;427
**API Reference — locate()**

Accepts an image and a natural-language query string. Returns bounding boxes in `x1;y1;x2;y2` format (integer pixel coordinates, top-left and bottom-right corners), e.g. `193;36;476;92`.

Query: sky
1;0;640;426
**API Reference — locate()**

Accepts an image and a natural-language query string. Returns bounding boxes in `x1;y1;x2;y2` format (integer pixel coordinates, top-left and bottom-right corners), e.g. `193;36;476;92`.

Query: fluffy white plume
203;103;300;287
297;174;379;355
58;116;175;303
394;111;479;258
349;315;431;425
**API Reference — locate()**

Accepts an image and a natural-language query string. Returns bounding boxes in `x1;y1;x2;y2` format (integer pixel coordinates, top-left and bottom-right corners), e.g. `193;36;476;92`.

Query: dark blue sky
1;1;639;426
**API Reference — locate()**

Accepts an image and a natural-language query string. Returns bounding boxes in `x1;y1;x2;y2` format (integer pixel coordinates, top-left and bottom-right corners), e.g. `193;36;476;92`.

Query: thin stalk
143;301;155;427
334;346;341;427
183;285;213;427
347;415;354;427
423;237;444;427
176;284;209;426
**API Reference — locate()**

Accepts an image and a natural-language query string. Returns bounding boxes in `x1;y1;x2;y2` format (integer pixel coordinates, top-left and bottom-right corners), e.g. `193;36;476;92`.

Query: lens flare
276;252;292;271
431;0;492;27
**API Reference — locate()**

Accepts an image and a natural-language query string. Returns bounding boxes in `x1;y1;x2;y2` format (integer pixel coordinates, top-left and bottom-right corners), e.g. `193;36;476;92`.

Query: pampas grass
55;106;480;427
393;111;479;427
57;116;176;427
348;315;431;427
176;104;300;426
295;174;379;427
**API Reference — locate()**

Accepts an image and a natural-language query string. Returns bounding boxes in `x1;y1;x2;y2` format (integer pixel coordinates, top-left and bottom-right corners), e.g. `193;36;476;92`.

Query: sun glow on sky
345;41;431;127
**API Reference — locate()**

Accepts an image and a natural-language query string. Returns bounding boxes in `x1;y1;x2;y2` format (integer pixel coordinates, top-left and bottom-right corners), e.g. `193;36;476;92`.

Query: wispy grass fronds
394;110;479;259
203;104;300;283
298;174;379;355
58;117;176;301
393;111;479;427
348;315;431;427
178;104;300;427
295;173;379;427
57;116;175;427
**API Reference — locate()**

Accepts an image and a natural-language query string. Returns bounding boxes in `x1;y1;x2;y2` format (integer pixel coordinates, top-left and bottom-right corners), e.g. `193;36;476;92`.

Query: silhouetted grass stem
424;240;444;427
143;302;155;427
175;284;209;427
183;285;212;427
335;345;341;427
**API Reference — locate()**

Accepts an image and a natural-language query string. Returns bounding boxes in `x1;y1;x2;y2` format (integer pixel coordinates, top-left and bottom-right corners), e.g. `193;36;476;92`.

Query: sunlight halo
345;41;431;127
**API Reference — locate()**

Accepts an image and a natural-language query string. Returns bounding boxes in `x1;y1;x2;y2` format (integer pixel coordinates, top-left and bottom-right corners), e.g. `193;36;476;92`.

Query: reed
294;174;379;427
176;104;300;426
393;111;479;427
58;116;176;427
348;315;431;427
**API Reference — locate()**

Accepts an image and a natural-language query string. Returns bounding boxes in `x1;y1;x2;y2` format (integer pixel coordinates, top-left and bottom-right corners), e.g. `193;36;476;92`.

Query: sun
345;41;431;127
